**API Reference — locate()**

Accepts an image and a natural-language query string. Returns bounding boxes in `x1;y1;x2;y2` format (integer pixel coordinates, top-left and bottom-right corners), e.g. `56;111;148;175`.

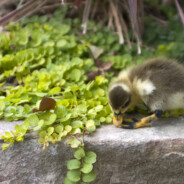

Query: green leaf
27;114;39;126
81;162;93;174
67;137;81;148
33;120;44;131
71;121;83;128
67;170;81;182
84;151;97;164
67;159;81;170
47;127;54;135
64;177;76;184
106;117;112;123
94;105;103;112
100;117;106;123
74;148;85;160
39;130;47;138
40;112;57;125
48;87;61;95
82;171;96;183
86;120;96;132
65;125;72;133
56;39;67;48
0;101;5;111
16;136;24;142
71;128;81;134
68;69;81;82
77;104;87;113
94;88;105;97
55;125;64;133
2;143;11;150
54;105;67;117
24;104;31;113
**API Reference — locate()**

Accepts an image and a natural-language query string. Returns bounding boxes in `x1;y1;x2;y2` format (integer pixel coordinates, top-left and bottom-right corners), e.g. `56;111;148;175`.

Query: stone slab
0;117;184;184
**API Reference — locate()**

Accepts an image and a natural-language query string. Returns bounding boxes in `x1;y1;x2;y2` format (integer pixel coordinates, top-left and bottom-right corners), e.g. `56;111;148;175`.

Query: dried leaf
33;96;56;112
94;59;112;71
89;45;104;59
86;70;104;82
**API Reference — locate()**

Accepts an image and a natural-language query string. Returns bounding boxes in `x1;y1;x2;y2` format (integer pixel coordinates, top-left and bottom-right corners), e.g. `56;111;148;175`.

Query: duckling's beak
113;112;123;127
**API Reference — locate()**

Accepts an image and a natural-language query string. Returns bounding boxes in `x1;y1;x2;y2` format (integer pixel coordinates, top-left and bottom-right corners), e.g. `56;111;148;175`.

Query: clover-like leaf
65;125;72;133
74;148;85;160
86;120;96;132
67;137;81;148
39;130;47;138
68;69;81;82
66;170;81;182
64;177;76;184
71;121;83;128
40;112;57;126
82;171;96;183
67;159;81;170
33;120;44;131
55;125;64;133
0;101;5;111
49;87;61;95
27;114;39;127
47;127;54;135
84;151;97;164
81;162;93;174
56;39;67;48
94;105;103;112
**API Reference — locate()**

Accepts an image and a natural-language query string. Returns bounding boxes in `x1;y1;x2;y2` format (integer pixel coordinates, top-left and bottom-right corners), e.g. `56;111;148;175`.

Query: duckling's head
108;83;131;127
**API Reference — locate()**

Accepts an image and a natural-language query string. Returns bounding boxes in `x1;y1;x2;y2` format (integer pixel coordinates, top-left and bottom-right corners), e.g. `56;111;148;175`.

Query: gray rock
1;117;184;184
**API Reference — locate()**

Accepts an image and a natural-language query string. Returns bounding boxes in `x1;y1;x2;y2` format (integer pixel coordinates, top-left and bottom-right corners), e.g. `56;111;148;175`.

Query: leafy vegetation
1;4;184;183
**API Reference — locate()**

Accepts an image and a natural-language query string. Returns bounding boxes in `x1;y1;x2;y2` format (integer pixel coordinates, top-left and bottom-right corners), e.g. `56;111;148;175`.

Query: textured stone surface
1;117;184;184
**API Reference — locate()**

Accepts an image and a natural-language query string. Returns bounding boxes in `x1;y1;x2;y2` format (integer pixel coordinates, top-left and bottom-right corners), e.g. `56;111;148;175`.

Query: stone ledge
1;117;184;184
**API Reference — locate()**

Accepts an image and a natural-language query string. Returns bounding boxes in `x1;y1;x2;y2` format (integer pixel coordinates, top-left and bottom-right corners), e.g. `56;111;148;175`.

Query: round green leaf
47;127;54;135
94;105;103;112
55;125;64;133
74;148;85;160
0;101;5;111
106;117;112;123
49;87;61;95
65;125;72;133
86;120;96;132
33;120;44;131
100;117;106;123
56;39;67;48
44;113;57;125
67;137;81;148
39;130;47;138
71;121;83;128
68;69;81;82
67;170;81;182
81;162;93;174
64;177;76;184
67;159;81;170
71;128;81;134
84;151;97;164
27;114;39;126
82;171;96;183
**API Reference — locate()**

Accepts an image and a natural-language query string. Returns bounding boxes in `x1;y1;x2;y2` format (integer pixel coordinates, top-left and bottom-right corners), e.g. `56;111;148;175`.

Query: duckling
108;58;184;128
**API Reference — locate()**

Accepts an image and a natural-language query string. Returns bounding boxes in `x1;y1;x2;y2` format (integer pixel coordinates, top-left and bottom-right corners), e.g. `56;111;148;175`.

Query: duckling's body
108;58;184;128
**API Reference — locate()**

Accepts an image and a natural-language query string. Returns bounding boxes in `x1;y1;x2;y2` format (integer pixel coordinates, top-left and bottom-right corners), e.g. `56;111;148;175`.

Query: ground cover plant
1;3;184;184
